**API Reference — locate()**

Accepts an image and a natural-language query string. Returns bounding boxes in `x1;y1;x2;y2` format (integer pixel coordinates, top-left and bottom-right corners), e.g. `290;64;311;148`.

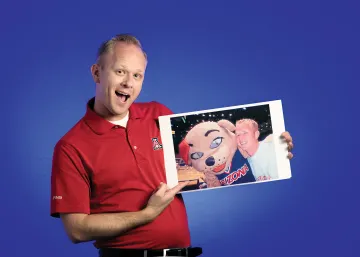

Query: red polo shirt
50;98;191;249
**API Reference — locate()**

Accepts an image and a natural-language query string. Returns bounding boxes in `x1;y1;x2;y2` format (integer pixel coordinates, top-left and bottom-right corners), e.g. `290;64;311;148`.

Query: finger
287;152;293;159
151;183;162;194
280;131;289;138
173;181;190;191
281;131;292;142
287;142;294;151
166;181;190;196
155;182;168;195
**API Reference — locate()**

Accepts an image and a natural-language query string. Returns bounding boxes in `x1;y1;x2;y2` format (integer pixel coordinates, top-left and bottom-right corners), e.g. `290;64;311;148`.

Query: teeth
116;91;129;96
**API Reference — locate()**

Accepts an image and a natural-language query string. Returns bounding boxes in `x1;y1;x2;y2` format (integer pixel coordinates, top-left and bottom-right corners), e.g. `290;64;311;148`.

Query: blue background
1;0;358;256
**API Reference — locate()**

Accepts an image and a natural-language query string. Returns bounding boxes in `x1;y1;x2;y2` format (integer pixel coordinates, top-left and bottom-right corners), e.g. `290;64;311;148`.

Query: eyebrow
205;129;220;137
116;64;144;73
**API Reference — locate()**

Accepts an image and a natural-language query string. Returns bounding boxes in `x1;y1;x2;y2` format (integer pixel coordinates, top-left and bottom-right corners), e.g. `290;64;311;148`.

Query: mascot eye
210;137;223;149
191;152;204;160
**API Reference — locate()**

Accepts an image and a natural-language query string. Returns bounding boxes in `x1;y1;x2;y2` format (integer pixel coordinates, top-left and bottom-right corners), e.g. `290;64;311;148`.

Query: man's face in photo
235;121;260;151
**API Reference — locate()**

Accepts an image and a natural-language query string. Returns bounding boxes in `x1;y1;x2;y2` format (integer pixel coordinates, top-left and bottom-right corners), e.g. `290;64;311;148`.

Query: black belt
99;247;202;257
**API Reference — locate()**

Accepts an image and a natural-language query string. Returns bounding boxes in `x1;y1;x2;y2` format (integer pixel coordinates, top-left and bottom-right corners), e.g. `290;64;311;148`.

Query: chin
111;105;129;115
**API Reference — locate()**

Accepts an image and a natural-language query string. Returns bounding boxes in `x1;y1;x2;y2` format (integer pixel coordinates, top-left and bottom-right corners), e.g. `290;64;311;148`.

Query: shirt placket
126;122;151;178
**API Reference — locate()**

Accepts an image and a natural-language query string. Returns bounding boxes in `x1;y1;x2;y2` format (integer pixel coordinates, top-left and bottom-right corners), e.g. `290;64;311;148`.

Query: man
235;118;281;181
50;34;294;257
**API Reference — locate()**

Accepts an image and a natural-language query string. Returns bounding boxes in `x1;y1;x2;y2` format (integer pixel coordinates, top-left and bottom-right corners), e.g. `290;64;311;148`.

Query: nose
205;156;215;166
123;74;134;88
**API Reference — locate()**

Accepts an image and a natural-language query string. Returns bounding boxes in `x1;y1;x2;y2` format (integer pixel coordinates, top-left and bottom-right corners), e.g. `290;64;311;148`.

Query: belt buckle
163;248;188;257
145;249;170;257
163;249;169;256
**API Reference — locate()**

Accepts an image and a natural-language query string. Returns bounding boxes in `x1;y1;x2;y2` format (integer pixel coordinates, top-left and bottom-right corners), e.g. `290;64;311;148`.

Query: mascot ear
178;139;191;165
217;119;236;133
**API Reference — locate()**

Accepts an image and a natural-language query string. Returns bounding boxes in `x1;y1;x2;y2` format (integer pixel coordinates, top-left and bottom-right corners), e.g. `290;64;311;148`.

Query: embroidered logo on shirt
151;137;163;150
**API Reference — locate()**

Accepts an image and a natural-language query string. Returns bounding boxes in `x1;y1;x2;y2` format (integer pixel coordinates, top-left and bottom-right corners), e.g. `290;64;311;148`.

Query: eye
134;73;142;79
210;137;223;149
191;152;204;160
116;69;125;75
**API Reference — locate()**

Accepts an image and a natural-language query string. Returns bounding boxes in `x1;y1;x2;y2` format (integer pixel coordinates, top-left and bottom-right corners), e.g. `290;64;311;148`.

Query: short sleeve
50;140;91;218
153;101;174;116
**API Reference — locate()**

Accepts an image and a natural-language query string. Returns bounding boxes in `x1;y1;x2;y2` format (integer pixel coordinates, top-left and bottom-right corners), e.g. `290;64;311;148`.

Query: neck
244;141;260;157
93;98;128;121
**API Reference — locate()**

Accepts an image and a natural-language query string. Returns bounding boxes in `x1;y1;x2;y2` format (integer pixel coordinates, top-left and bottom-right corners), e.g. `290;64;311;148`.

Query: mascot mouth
213;162;226;173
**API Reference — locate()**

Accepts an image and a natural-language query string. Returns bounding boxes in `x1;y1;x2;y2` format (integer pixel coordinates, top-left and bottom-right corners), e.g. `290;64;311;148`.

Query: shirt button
134;146;137;149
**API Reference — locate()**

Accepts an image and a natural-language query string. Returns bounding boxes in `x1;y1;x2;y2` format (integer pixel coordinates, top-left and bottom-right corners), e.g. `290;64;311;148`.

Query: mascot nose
205;156;216;166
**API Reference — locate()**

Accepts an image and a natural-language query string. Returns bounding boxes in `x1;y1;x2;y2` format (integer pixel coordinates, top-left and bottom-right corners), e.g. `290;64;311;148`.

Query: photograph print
158;100;292;193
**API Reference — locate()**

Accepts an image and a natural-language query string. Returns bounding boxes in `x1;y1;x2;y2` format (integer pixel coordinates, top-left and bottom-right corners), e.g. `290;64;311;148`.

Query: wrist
141;206;158;222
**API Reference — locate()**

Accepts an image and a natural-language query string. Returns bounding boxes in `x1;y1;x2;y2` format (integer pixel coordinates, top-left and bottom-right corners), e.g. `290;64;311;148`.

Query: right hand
144;181;189;219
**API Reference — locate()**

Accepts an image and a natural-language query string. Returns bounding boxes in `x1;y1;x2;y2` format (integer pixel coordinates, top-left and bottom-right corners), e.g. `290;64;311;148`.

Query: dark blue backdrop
2;0;358;256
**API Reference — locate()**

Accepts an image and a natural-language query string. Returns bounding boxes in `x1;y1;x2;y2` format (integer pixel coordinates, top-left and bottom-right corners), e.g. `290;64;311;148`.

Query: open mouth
115;91;130;103
212;162;226;173
240;141;247;146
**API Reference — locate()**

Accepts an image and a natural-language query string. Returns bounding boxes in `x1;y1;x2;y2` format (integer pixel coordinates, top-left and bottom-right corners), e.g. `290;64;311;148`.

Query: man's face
91;42;147;120
235;122;259;150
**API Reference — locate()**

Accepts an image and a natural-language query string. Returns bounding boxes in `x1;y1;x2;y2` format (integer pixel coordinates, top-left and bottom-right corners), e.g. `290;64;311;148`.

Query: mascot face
179;120;237;176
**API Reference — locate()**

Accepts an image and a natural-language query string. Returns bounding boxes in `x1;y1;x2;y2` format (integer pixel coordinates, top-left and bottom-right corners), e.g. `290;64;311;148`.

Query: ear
178;139;192;166
255;130;260;140
91;64;101;84
217;119;236;133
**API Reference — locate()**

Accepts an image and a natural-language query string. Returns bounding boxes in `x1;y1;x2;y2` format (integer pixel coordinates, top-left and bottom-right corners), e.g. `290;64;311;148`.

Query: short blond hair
96;34;147;65
236;118;259;131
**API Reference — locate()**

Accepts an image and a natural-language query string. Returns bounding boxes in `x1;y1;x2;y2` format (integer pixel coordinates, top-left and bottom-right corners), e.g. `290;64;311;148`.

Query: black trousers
98;247;203;257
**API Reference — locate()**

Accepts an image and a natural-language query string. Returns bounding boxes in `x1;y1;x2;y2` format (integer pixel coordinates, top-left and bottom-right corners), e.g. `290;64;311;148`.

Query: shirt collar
83;97;145;135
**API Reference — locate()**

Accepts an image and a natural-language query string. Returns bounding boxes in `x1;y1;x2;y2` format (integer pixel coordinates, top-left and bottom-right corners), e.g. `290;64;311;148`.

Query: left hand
281;131;294;159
